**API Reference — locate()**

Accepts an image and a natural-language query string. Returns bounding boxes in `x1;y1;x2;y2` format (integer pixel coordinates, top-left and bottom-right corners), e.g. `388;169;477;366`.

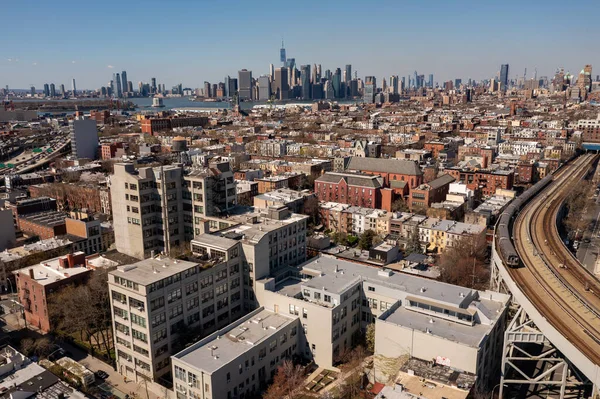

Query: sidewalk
59;341;169;399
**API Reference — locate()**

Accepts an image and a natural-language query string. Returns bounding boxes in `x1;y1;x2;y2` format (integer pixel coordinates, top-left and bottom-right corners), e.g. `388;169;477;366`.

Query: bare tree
437;235;489;289
263;360;305;399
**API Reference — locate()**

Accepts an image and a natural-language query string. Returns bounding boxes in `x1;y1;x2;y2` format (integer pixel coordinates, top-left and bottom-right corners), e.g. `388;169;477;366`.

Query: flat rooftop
270;256;509;315
109;256;199;286
14;255;90;286
174;308;297;374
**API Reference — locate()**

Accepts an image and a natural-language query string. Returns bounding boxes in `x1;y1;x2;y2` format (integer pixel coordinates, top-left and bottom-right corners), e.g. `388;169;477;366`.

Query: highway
506;153;600;388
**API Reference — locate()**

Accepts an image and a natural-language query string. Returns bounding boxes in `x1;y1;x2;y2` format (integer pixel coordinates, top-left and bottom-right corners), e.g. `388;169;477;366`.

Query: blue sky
2;0;599;89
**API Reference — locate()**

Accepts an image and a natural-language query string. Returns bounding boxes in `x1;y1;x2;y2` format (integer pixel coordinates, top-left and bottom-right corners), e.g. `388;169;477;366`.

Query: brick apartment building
345;157;423;197
408;174;456;211
141;116;208;135
100;142;124;160
18;211;67;240
446;168;514;197
315;172;384;209
14;252;91;332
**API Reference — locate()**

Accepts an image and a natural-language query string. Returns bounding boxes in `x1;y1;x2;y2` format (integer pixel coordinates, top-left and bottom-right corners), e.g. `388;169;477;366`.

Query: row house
445;167;514;197
315;172;383;209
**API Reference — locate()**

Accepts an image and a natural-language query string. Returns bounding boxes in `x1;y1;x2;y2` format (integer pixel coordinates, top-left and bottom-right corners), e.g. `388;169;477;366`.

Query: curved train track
510;153;600;367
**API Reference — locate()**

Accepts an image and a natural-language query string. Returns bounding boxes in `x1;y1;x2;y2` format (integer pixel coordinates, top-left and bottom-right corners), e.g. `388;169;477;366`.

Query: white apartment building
109;235;244;383
110;162;236;259
171;308;300;399
205;206;309;306
498;141;542;156
110;163;188;260
251;256;507;392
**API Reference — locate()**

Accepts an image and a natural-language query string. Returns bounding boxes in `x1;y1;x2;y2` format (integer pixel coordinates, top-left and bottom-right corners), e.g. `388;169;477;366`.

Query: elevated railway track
492;153;600;397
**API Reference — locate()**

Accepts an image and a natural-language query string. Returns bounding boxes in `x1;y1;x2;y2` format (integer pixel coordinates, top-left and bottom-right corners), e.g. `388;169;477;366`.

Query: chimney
28;269;34;279
66;254;74;269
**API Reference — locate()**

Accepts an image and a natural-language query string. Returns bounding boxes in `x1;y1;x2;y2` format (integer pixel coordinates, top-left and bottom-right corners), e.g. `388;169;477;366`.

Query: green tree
358;230;377;250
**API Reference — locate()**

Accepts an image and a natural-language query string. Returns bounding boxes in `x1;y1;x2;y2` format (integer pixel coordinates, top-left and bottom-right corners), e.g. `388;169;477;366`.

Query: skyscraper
49;83;56;97
390;76;399;94
345;65;352;84
43;84;50;97
301;65;311;100
269;64;274;81
151;78;157;94
500;64;509;91
428;74;434;88
274;67;289;100
60;84;65;96
113;73;122;98
227;78;238;99
238;69;253;100
316;64;322;82
401;77;406;92
414;71;418;88
280;40;286;65
121;71;128;94
30;86;35;96
332;68;342;98
72;78;77;96
364;76;376;103
204;82;211;98
258;76;271;101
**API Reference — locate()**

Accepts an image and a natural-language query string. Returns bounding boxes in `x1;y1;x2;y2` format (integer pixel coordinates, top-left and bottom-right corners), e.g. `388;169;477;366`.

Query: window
153;328;167;344
151;297;165;311
114;322;129;335
133;345;149;357
170;304;183;319
131;314;146;328
129;297;145;311
368;286;375;292
302;308;308;319
175;365;186;381
132;329;147;343
168;288;182;303
152;313;166;328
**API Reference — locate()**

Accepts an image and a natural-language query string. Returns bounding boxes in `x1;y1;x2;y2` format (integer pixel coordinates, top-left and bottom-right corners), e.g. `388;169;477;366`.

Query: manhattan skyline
2;0;599;89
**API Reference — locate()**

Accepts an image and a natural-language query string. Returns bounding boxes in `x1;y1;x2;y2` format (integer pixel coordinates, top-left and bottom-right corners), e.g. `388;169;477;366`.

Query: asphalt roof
347;157;423;176
316;172;383;188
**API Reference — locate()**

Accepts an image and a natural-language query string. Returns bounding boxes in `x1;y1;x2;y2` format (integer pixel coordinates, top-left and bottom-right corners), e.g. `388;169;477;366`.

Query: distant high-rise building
43;84;50;97
401;77;406;92
332;68;342;98
345;65;352;84
227;78;238;98
312;83;323;100
71;78;77;96
274;67;289;100
414;71;418;88
454;78;462;89
316;64;322;82
500;64;509;91
238;69;253;100
578;64;593;95
349;79;359;97
121;71;128;94
280;40;286;65
382;78;387;93
390;76;399;94
258;76;271;101
113;73;122;98
224;76;231;97
324;80;335;99
324;69;332;81
269;64;274;81
204;82;211;98
211;84;217;98
151;78;157;94
30;86;35;96
364;76;376;103
301;65;311;100
60;84;65;96
428;74;434;88
127;81;133;93
49;83;56;97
